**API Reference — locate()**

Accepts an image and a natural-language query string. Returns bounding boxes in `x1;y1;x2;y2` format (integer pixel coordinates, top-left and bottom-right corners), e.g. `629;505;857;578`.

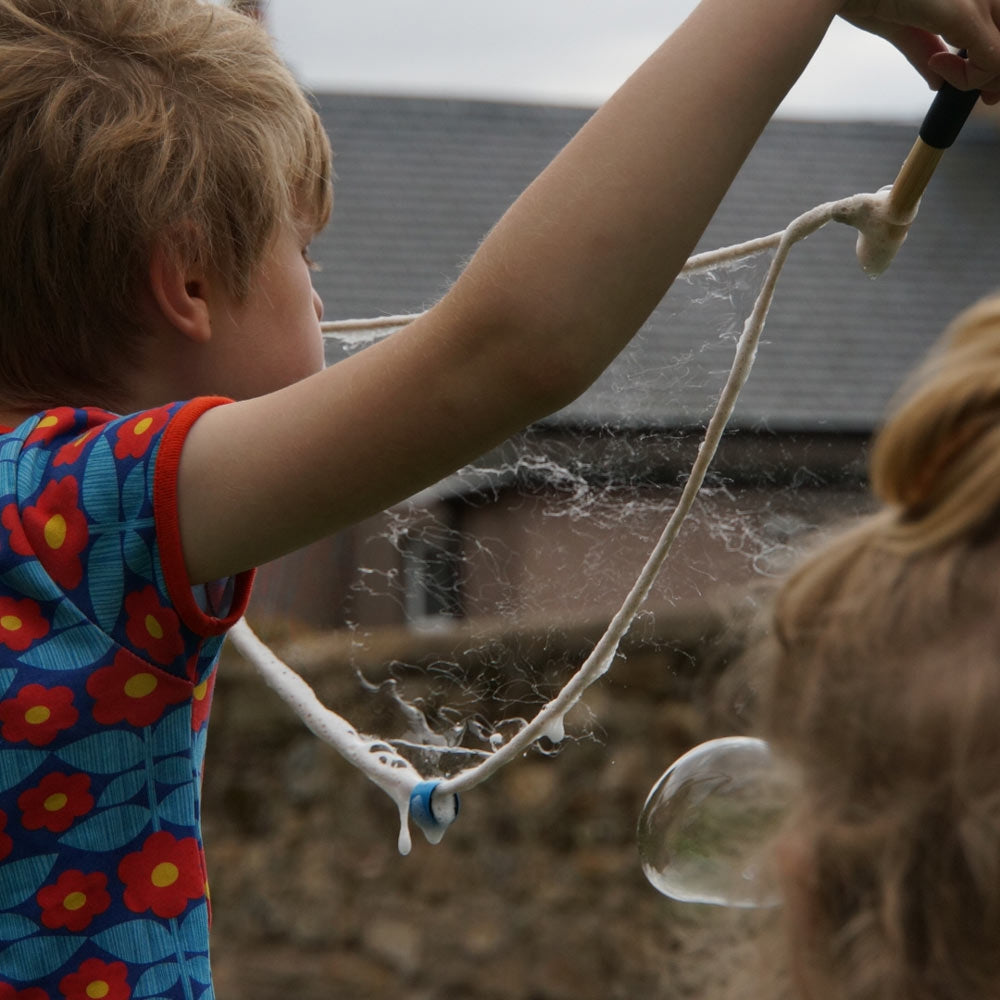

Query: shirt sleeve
0;399;254;682
150;398;255;637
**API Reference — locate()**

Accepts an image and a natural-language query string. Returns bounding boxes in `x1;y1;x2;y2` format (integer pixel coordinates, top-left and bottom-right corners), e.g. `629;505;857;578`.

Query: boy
0;0;997;997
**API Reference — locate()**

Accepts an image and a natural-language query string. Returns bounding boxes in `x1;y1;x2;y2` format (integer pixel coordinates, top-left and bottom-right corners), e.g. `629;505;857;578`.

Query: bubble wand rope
230;82;980;852
310;232;793;342
227;194;872;853
437;192;877;798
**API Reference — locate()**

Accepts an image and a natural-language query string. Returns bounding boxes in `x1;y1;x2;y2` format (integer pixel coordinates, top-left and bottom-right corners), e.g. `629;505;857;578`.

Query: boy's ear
147;240;214;344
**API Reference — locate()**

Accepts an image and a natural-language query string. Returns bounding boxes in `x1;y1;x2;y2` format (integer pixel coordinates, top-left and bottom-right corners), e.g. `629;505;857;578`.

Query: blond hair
758;293;1000;1000
0;0;332;409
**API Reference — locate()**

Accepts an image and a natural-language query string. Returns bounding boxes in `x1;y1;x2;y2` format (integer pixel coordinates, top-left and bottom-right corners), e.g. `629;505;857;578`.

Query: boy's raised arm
176;0;1000;584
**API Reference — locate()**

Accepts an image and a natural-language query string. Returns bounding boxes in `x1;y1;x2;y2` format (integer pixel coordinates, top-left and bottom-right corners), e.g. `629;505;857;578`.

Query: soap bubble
637;737;796;907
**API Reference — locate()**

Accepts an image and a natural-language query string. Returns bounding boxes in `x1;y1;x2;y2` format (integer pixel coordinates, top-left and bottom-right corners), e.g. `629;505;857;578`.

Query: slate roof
311;93;1000;433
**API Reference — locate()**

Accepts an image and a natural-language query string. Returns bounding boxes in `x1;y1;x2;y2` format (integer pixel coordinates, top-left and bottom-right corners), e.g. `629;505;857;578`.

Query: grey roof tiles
310;94;1000;433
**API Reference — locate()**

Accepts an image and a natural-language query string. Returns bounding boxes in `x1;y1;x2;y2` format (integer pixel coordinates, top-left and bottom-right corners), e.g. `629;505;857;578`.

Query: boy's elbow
457;292;609;421
514;342;597;417
473;320;604;430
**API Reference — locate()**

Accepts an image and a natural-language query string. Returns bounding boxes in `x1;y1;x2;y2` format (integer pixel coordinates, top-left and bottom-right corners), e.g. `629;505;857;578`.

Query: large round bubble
637;737;796;907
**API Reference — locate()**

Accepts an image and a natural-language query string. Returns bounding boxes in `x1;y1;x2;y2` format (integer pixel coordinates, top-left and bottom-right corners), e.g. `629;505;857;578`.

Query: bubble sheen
637;737;795;907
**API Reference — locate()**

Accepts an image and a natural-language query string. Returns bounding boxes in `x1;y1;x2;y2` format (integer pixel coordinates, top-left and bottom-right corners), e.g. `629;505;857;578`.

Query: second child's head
758;294;1000;1000
0;0;332;410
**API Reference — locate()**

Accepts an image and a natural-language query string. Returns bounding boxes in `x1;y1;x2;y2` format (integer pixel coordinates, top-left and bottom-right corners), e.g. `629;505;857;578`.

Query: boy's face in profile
204;220;326;400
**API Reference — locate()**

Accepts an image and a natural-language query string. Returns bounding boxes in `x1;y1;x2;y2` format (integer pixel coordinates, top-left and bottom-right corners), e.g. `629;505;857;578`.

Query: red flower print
37;870;111;932
0;684;78;746
58;959;130;1000
119;830;205;919
0;984;50;1000
113;409;169;461
19;772;94;833
191;669;216;733
0;810;13;862
20;478;88;590
24;408;77;447
1;502;31;557
87;649;189;728
0;596;50;652
124;587;183;664
53;427;100;468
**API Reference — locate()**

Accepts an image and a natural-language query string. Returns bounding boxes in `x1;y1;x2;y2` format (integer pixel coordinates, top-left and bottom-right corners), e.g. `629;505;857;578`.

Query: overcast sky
258;0;940;121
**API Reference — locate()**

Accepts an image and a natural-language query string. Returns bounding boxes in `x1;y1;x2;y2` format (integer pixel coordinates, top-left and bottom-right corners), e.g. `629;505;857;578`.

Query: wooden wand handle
887;73;980;224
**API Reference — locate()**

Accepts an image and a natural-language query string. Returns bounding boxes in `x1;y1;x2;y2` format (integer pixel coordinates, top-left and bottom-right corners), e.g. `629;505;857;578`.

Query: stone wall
201;602;760;1000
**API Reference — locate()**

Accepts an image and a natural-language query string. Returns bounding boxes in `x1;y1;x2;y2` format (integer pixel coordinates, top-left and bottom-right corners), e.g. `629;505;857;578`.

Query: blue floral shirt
0;401;252;1000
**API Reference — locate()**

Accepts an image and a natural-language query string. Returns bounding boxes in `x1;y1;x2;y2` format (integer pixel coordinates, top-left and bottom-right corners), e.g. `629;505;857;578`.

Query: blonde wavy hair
758;294;1000;1000
0;0;332;409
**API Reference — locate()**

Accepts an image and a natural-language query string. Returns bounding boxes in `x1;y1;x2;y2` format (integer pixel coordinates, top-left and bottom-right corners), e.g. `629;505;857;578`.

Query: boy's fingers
884;23;951;84
928;48;1000;90
843;2;1000;79
959;2;1000;74
841;17;948;85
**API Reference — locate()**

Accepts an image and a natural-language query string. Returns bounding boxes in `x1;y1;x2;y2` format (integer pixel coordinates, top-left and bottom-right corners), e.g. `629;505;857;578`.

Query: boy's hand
841;1;1000;101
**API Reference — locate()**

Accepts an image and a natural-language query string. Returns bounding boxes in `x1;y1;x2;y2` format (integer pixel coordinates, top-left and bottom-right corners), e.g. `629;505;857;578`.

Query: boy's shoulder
0;399;252;640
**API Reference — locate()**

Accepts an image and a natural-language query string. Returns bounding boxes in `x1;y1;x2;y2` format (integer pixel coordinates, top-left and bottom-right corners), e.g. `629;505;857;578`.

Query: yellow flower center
44;792;68;812
24;705;51;725
193;680;208;702
151;862;180;888
0;615;22;631
144;614;164;640
86;982;110;1000
44;514;67;550
124;673;158;699
134;417;153;436
63;891;87;912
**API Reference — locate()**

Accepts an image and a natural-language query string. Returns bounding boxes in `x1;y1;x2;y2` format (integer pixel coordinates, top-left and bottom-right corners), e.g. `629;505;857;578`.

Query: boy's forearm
444;0;841;407
179;0;853;581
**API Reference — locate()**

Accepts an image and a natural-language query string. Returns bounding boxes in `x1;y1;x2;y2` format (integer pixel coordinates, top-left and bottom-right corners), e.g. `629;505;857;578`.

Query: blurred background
207;4;1000;999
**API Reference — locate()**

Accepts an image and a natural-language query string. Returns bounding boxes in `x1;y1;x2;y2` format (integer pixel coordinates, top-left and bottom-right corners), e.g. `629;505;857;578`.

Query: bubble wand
230;78;981;855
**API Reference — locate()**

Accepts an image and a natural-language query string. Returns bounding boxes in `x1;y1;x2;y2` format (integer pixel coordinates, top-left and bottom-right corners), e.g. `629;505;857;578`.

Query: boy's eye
301;247;320;271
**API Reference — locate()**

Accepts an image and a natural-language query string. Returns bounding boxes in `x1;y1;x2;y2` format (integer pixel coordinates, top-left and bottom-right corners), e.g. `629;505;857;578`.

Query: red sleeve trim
153;397;255;637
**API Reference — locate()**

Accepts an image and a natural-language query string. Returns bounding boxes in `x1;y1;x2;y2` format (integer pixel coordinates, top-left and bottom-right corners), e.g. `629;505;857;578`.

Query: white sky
259;0;938;121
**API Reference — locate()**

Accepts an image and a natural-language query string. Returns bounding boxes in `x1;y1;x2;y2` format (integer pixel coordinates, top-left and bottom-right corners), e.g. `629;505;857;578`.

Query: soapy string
229;188;898;855
228;55;982;858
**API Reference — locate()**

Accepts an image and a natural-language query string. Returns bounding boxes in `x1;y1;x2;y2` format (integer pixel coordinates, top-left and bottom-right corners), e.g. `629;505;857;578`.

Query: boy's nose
313;288;324;322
